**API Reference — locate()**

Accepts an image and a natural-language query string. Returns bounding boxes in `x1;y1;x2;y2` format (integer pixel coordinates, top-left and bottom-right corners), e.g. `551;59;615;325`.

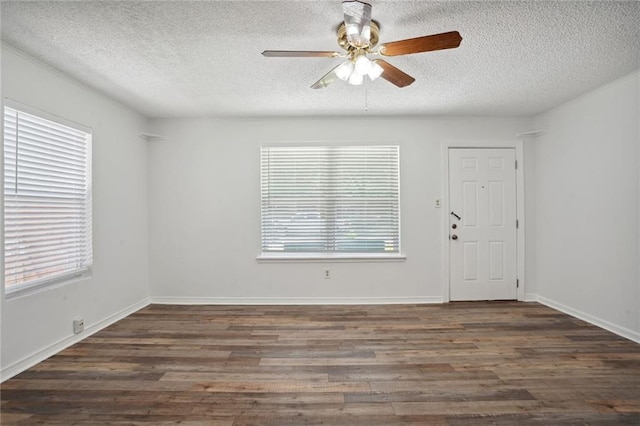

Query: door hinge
516;219;519;229
516;279;519;288
515;160;518;170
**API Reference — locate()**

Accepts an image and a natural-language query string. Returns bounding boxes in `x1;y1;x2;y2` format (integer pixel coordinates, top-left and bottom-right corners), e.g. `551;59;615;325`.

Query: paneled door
448;148;517;301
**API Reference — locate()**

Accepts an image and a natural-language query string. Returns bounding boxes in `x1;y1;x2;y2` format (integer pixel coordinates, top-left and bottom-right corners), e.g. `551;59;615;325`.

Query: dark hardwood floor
2;302;640;425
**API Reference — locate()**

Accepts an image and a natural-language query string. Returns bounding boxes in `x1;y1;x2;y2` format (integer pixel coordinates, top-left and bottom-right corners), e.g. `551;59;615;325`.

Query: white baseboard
536;295;640;344
0;297;151;382
150;296;443;305
523;293;537;302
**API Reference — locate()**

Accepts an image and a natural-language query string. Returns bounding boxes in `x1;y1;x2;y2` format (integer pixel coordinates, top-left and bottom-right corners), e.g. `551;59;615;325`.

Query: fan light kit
262;0;462;89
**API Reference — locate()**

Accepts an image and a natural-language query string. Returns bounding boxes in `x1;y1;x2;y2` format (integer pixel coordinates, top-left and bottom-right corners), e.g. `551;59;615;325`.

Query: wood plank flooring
2;302;640;425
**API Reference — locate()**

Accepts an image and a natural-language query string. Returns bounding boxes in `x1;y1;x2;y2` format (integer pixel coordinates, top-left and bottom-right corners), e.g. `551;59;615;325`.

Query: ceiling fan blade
379;31;462;56
342;0;372;48
262;50;341;58
311;64;343;89
373;59;415;88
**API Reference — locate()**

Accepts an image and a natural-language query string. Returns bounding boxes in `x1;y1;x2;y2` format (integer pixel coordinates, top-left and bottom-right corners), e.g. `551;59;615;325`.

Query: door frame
441;140;526;302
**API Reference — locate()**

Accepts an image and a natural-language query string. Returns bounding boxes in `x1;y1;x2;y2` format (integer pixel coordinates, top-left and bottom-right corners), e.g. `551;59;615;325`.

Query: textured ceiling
2;1;639;118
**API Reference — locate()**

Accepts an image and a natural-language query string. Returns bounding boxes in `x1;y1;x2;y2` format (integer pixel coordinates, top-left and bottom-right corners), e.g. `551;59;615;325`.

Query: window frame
3;99;93;298
258;142;405;262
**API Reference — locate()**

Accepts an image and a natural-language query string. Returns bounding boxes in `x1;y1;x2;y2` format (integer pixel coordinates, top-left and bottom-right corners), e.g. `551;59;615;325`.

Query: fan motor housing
337;20;380;50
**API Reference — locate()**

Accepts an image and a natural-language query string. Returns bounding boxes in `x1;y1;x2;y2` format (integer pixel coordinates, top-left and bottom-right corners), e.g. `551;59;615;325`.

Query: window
3;103;92;295
260;145;400;256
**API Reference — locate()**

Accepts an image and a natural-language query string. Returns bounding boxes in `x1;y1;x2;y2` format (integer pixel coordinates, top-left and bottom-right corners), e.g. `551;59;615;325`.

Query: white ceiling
2;1;639;118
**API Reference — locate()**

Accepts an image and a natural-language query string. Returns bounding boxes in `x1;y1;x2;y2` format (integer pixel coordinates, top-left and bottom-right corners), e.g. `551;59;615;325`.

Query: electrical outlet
73;318;84;334
324;268;331;279
435;199;441;208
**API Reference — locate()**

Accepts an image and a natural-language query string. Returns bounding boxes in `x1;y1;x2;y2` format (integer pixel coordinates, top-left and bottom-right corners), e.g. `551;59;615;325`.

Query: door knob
451;234;458;240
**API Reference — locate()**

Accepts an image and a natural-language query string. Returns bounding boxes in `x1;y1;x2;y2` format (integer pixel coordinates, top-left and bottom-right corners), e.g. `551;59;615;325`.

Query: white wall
148;116;530;303
533;71;640;341
0;47;150;378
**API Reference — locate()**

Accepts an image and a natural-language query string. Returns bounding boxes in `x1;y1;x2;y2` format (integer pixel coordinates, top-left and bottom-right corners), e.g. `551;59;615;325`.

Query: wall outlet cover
73;318;85;334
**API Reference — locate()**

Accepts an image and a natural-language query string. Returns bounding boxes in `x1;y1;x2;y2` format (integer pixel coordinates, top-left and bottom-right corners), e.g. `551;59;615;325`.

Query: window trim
4;268;91;300
259;142;403;261
256;252;406;263
4;98;92;135
3;98;93;298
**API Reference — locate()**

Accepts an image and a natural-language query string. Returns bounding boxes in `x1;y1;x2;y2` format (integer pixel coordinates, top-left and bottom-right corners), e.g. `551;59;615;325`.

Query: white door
448;148;517;301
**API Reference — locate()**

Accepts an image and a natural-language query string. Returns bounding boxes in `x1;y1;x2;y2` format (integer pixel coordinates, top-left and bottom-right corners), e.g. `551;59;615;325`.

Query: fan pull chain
364;79;369;112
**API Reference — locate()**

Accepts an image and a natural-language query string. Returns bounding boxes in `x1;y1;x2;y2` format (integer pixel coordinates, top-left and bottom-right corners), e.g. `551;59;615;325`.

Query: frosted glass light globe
354;55;372;75
368;61;384;81
348;71;364;85
335;61;354;81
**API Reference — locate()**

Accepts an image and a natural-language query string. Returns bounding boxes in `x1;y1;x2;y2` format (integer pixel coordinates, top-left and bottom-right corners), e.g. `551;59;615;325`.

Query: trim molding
150;296;443;305
537;295;640;344
0;297;150;382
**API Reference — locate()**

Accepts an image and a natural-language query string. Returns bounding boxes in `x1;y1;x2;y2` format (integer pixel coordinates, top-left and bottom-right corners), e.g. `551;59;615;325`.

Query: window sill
4;268;92;301
257;253;406;263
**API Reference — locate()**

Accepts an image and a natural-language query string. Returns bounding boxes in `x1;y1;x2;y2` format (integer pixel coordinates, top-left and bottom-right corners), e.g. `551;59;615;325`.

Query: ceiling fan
262;0;462;89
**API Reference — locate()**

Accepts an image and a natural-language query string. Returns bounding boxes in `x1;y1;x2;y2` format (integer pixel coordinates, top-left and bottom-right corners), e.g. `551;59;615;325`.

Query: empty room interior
1;0;639;424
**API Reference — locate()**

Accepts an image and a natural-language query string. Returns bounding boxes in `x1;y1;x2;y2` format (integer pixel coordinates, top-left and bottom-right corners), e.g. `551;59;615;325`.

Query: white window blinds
261;145;400;254
3;105;92;294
